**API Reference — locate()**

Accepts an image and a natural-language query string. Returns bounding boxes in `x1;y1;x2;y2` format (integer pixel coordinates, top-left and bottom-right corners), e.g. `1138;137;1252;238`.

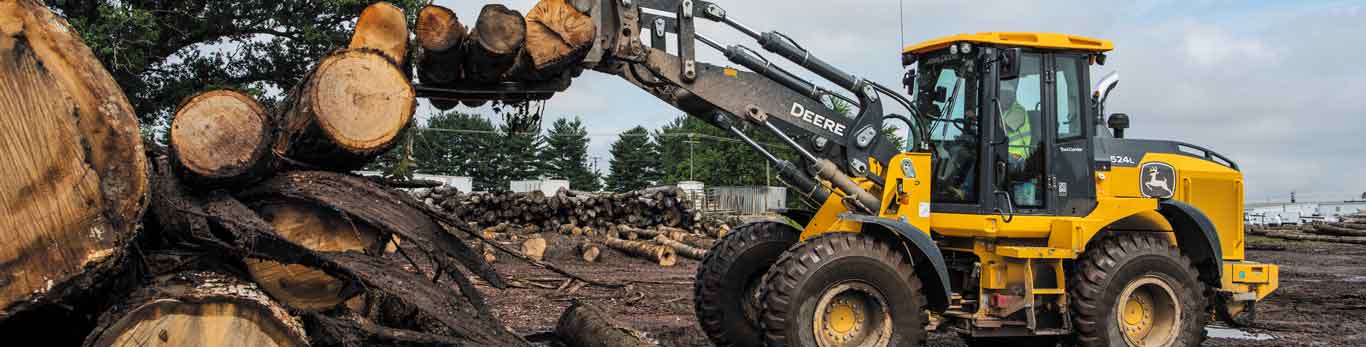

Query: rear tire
1069;233;1208;347
759;232;927;347
694;221;799;347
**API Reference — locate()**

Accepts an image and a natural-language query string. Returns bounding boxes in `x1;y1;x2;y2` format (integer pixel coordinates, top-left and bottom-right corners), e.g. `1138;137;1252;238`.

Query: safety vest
1003;103;1031;158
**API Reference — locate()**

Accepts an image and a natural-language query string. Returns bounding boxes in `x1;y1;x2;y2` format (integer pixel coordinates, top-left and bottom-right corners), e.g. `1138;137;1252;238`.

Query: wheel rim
812;282;892;347
1114;275;1182;347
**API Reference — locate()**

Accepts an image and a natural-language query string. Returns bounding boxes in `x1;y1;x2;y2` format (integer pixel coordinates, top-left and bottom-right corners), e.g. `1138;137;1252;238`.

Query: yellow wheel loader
425;1;1279;346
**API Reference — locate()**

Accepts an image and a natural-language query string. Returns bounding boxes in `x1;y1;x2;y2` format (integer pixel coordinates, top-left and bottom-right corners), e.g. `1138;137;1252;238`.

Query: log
244;200;385;311
575;242;601;263
415;4;468;85
83;271;309;347
465;4;526;81
653;235;706;261
521;0;596;78
1248;228;1366;245
658;227;714;249
1311;224;1366;237
0;0;148;316
350;2;409;64
522;236;548;261
602;237;676;267
169;90;273;187
273;49;415;171
555;300;657;347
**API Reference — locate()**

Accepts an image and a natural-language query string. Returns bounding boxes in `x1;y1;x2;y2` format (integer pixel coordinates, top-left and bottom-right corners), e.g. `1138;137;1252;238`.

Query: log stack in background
417;187;707;233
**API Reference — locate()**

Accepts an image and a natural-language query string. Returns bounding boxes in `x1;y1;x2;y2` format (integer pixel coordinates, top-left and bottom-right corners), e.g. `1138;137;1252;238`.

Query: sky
430;0;1366;203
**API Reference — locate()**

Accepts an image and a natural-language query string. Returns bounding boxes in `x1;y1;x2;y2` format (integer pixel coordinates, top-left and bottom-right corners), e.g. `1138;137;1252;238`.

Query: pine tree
605;126;661;192
542;117;602;191
494;123;547;188
406;111;502;191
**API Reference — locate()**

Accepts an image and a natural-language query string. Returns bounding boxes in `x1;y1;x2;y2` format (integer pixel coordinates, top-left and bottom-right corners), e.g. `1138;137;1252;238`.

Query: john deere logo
1140;162;1176;198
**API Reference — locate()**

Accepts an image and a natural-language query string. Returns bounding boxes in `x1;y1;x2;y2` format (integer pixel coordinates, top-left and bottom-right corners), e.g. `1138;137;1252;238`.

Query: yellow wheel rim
1115;275;1181;347
812;282;892;347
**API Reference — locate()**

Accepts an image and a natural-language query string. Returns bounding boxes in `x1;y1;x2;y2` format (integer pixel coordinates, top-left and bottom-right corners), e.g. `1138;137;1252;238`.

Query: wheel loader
427;1;1280;346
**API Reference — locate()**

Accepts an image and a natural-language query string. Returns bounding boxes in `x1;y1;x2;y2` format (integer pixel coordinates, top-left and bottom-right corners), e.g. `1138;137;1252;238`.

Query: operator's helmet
999;79;1018;104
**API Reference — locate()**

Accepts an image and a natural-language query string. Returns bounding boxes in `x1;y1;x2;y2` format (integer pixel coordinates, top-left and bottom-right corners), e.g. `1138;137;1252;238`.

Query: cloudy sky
430;0;1366;203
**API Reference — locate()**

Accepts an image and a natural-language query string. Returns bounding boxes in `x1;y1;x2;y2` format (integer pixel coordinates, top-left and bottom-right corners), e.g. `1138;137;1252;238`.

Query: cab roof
902;32;1113;55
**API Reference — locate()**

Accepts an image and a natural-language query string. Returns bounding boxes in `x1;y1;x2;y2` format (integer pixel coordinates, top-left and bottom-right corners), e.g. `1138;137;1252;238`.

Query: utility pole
685;134;699;181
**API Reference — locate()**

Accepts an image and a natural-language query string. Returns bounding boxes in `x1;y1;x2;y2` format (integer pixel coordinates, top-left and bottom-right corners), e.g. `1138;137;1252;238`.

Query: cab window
998;53;1045;208
1055;55;1085;139
915;53;981;204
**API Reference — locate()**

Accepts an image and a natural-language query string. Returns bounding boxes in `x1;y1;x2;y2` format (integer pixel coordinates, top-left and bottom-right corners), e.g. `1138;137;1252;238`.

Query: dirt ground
474;232;1366;346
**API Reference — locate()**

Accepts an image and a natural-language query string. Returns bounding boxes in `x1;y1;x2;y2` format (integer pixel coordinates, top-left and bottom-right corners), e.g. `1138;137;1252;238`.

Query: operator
998;81;1039;207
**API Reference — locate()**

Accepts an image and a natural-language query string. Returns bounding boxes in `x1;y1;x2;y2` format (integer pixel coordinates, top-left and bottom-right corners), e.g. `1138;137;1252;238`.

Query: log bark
273;49;415;171
244;200;385;311
465;4;526;81
0;0;148;316
1248;228;1366;245
350;2;409;65
652;235;706;261
602;238;676;267
83;271;309;347
554;300;657;347
1310;224;1366;237
520;0;596;79
415;4;468;85
169;90;273;187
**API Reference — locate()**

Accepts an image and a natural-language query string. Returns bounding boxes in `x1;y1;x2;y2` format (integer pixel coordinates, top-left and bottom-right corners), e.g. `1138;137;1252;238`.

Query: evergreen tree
494;123;547;188
655;115;791;187
46;0;429;128
605;126;661;192
542;117;602;191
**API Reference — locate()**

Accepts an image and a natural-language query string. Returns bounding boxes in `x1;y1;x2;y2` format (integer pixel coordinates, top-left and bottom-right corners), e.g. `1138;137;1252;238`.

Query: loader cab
902;33;1113;217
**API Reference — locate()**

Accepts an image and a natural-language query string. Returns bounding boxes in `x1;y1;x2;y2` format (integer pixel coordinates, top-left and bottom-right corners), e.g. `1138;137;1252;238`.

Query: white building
1245;201;1366;225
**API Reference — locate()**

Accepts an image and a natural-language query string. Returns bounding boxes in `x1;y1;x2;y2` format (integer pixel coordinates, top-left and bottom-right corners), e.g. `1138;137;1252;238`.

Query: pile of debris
1247;213;1366;245
0;1;653;346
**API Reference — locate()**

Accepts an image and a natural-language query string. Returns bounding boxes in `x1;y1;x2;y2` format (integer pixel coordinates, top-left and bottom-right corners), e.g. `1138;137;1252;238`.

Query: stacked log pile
0;2;639;346
1247;214;1366;245
416;187;710;233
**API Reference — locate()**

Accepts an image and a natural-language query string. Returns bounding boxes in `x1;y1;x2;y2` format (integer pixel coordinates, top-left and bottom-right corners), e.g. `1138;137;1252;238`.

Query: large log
83;271;309;347
169;90;273;187
244;200;385;311
521;0;596;78
465;4;526;81
555;300;657;347
1248;227;1366;245
0;0;148;316
1310;223;1366;237
602;237;676;267
350;2;409;64
415;4;468;86
273;49;415;170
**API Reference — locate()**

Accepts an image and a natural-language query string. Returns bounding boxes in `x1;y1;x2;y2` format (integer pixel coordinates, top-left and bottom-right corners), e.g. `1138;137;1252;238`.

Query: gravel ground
475;232;1364;346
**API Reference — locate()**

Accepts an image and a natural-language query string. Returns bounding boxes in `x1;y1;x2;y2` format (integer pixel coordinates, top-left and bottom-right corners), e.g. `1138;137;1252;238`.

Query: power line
412;127;796;150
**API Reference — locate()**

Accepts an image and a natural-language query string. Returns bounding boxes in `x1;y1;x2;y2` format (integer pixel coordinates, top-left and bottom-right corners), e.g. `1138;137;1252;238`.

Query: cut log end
244;201;383;311
0;0;147;312
524;0;597;70
170;90;271;184
87;272;309;347
522;236;547;262
350;2;409;64
416;5;467;51
311;50;414;152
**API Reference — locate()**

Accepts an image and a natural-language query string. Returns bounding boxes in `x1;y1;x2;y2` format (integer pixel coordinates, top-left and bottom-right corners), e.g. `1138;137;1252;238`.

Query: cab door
1045;54;1098;216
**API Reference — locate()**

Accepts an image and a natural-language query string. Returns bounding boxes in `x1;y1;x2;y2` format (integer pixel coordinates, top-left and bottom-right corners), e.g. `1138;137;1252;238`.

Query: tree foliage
605;126;661;192
46;0;428;129
542;117;602;191
655;116;792;187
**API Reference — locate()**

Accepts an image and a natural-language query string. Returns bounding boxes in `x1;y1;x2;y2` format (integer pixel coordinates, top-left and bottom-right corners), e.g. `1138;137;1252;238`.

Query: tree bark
0;0;148;316
555;300;657;347
465;4;526;82
244;200;385;312
602;238;676;267
83;271;309;347
350;2;410;65
1248;227;1366;245
415;4;468;85
169;89;273;187
273;49;415;171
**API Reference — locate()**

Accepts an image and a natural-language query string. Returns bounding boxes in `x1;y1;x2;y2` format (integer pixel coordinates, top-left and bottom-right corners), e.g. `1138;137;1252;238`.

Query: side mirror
998;48;1021;80
932;86;948;102
902;68;916;94
1108;113;1130;138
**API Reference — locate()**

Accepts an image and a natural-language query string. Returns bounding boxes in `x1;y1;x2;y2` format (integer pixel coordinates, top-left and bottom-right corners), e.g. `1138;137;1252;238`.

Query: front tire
1069;233;1208;347
760;233;927;347
694;221;799;346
